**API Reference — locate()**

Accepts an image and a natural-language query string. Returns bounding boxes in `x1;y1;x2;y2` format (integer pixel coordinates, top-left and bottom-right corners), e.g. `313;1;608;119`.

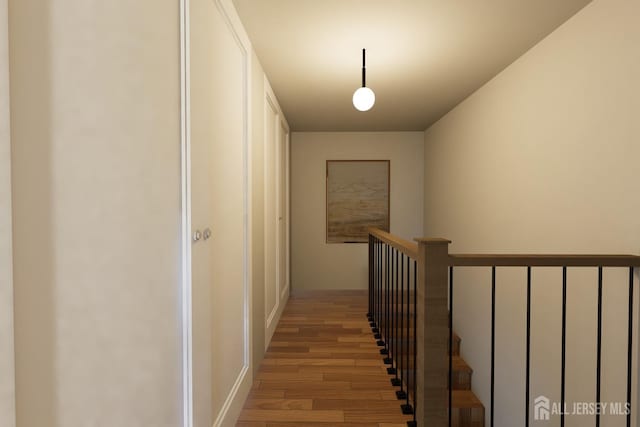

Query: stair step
452;390;485;427
451;356;472;390
450;332;461;356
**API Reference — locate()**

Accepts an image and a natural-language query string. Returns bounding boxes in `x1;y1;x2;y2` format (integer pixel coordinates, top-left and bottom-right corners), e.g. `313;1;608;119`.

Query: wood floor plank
270;358;355;366
284;389;386;400
380;390;401;401
247;389;286;399
298;365;385;375
236;422;266;427
256;372;323;381
265;423;378;427
264;352;332;359
257;365;300;373
337;336;377;343
260;380;352;390
238;409;344;423
312;399;404;410
350;381;400;390
323;373;392;382
355;359;387;367
243;398;313;410
343;408;414;423
327;352;382;359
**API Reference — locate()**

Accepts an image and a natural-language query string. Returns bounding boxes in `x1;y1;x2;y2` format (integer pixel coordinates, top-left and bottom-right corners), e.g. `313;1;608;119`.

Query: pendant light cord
362;48;366;88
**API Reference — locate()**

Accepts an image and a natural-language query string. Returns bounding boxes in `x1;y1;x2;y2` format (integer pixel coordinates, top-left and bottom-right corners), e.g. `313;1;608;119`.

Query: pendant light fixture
352;48;375;111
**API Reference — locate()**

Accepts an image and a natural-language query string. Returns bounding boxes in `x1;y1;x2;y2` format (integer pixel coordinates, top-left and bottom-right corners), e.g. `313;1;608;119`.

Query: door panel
277;122;289;300
189;0;250;426
264;95;278;339
209;9;246;419
264;87;289;346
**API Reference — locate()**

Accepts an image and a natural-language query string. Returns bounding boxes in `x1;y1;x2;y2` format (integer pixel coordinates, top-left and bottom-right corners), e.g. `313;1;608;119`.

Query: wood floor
237;290;414;427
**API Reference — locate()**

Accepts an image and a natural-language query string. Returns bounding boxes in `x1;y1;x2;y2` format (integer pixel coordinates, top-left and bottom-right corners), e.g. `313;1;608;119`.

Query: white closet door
264;93;279;343
277;121;289;301
189;0;251;426
264;86;290;346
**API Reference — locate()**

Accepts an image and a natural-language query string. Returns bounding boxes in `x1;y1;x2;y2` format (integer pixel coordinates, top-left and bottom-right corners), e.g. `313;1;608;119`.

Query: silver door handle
203;228;212;240
192;230;202;242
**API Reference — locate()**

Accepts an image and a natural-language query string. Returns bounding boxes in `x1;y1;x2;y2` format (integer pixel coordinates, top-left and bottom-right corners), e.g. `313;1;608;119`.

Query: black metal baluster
368;235;372;320
385;248;394;364
627;267;634;427
375;243;383;344
449;266;454;427
526;266;531;427
376;240;379;330
407;256;411;400
398;255;409;400
381;245;389;352
596;267;602;427
378;239;382;333
491;266;496;427
413;259;417;422
394;253;404;388
384;244;389;351
392;250;400;379
388;247;393;357
371;239;375;328
387;249;397;372
561;266;567;427
372;239;379;333
376;238;380;331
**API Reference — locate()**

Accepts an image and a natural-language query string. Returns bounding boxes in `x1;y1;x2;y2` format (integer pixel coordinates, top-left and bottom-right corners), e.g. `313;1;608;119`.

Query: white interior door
264;86;290;346
277;121;289;300
188;0;251;426
264;93;278;343
207;18;248;423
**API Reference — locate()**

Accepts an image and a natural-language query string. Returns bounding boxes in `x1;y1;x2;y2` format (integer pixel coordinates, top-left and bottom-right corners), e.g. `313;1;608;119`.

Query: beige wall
9;1;182;426
423;0;639;424
291;132;424;291
0;0;15;425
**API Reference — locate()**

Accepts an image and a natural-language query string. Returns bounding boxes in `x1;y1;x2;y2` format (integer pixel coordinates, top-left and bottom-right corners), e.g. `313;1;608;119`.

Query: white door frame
179;0;193;426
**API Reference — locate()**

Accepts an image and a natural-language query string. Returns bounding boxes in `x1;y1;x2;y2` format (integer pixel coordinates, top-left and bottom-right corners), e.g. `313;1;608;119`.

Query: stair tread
452;390;484;409
452;356;472;373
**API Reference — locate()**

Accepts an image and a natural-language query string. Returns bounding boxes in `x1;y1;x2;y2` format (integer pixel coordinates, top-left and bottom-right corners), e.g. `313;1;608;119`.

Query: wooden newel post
414;238;451;427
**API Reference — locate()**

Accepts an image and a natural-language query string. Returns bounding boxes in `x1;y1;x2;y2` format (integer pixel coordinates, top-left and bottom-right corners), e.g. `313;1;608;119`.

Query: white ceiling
233;0;592;131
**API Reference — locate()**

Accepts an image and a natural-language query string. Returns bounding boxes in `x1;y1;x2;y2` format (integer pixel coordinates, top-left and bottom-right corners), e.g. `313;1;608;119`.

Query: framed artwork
326;160;390;243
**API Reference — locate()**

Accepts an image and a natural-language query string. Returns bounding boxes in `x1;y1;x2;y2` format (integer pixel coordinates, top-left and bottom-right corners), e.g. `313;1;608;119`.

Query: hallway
237;290;413;426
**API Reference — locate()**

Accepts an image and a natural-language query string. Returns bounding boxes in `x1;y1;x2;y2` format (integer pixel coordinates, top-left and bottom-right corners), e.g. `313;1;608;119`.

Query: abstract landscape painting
326;160;390;243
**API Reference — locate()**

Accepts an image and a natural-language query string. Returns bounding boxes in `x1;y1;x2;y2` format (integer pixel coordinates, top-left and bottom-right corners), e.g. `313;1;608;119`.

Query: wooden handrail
450;254;640;267
368;228;419;260
369;228;640;267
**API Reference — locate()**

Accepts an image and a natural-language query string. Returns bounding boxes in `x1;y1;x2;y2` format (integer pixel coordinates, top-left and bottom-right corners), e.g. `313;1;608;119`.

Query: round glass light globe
352;87;375;111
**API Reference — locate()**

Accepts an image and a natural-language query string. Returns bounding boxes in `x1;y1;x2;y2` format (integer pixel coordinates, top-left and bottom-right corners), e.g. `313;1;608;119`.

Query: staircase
449;332;484;427
370;228;640;426
372;321;484;427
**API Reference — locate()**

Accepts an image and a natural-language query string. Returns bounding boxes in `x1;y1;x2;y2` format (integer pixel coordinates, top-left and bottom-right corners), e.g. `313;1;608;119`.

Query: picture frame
326;160;390;243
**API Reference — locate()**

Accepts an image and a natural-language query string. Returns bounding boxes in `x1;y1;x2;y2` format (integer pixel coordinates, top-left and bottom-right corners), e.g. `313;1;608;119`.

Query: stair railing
368;228;640;427
368;229;422;426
